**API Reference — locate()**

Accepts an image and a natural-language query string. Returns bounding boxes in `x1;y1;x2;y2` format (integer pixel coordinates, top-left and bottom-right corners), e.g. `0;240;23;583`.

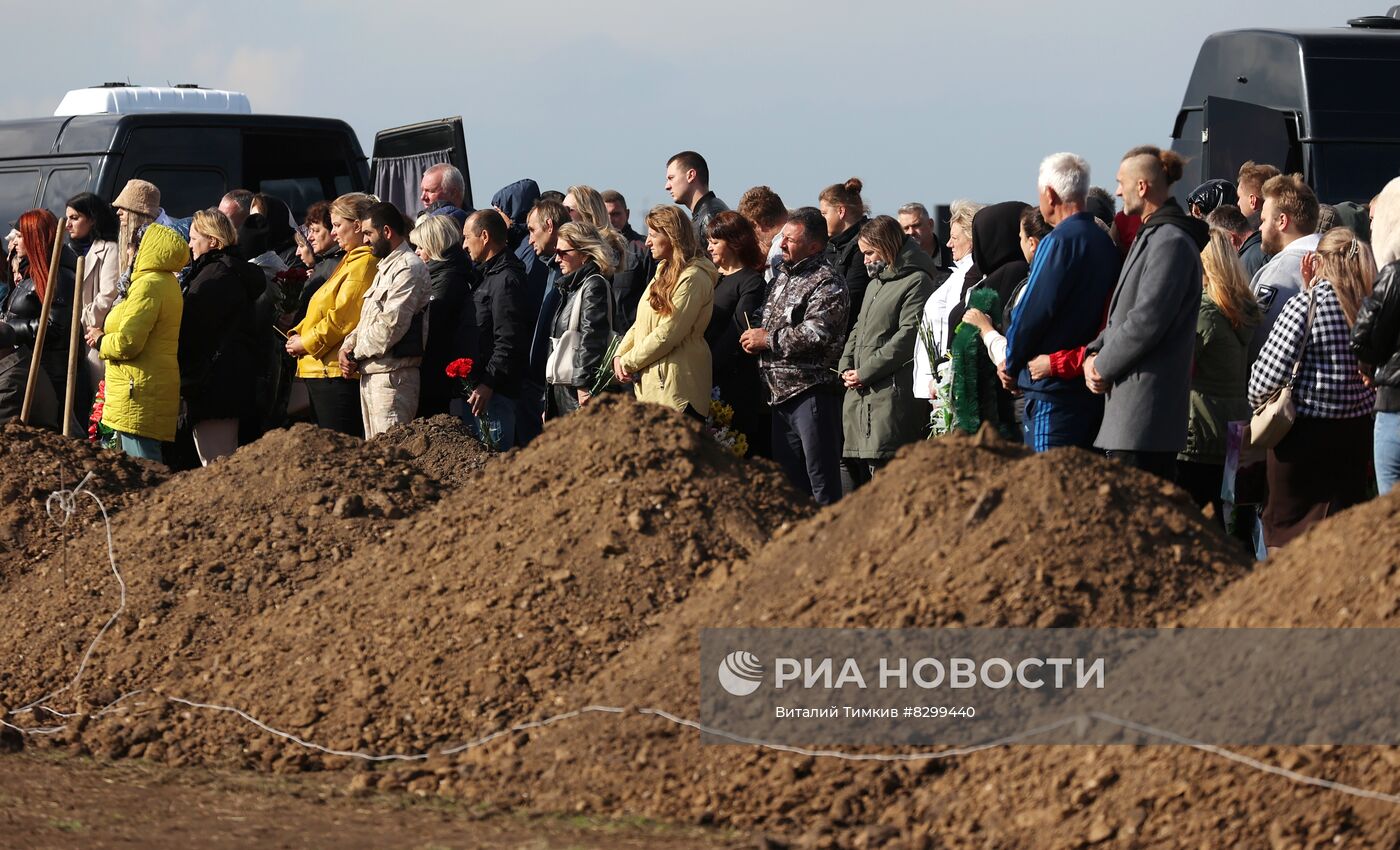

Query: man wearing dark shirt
665;150;729;244
461;209;529;450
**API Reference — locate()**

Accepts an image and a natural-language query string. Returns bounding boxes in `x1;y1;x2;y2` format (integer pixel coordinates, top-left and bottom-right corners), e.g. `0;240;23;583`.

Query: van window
243;131;354;220
0;169;41;220
40;167;92;215
135;168;227;218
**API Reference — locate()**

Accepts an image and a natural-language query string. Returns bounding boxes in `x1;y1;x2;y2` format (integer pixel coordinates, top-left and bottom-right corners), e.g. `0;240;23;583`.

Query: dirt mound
371;414;493;488
916;490;1400;849
6;398;811;779
0;423;167;569
0;423;447;729
431;430;1251;845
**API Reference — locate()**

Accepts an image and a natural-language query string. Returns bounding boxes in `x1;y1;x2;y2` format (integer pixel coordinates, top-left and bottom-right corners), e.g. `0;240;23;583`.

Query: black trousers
841;457;887;496
306;377;364;439
1106;449;1177;481
772;386;843;505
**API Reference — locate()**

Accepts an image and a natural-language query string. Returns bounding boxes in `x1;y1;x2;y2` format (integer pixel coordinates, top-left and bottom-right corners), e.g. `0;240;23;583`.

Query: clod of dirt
0;423;168;570
371;414;493;488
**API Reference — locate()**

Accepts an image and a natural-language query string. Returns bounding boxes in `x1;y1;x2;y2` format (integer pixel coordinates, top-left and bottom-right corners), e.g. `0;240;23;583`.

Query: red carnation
445;358;474;379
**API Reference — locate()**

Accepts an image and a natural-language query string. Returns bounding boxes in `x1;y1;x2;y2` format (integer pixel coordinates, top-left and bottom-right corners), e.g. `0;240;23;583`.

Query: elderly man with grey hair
896;202;939;258
419;163;471;225
1001;152;1121;452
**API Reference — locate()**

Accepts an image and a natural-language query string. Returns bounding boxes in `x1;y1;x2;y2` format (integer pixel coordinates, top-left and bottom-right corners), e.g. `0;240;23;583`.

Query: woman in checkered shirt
1248;227;1377;551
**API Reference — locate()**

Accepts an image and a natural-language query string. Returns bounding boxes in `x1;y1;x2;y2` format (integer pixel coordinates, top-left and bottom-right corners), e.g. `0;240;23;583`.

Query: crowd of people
4;147;1399;557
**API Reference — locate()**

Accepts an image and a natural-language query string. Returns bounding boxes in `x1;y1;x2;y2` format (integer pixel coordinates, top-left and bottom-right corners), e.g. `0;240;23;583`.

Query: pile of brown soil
434;430;1252;846
919;490;1400;849
4;398;811;778
371;414;493;489
0;423;446;730
144;397;809;771
0;423;167;569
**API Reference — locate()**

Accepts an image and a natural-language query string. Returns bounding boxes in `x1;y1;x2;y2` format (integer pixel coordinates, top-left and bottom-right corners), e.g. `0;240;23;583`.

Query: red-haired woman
704;210;769;455
1;208;80;407
613;205;717;419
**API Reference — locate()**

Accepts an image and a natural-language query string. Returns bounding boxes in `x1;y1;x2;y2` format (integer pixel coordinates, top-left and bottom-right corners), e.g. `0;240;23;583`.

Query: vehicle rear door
1201;96;1297;185
370;117;470;219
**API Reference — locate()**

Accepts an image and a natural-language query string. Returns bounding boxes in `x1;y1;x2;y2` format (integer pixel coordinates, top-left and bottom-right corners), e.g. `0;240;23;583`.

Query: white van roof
54;86;252;116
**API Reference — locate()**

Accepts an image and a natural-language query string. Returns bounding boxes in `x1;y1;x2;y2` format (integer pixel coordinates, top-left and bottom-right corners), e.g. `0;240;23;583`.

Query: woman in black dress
703;210;769;457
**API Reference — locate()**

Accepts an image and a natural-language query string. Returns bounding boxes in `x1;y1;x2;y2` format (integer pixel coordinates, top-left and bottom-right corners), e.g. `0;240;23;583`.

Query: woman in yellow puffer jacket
285;193;378;437
94;222;188;462
613;204;716;419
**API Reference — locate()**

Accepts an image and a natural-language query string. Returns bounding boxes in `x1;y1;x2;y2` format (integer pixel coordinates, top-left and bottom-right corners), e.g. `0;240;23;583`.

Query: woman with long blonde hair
1177;228;1262;525
612;204;717;418
545;221;615;417
1250;226;1376;549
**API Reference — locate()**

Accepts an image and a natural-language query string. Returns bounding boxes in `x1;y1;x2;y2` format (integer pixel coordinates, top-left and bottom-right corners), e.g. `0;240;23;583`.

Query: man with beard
1083;145;1208;480
1236;160;1281;277
1245;173;1321;362
339;202;431;438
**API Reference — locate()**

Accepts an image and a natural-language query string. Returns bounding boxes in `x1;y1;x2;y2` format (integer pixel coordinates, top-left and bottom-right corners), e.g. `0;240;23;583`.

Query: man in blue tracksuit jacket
1003;153;1121;452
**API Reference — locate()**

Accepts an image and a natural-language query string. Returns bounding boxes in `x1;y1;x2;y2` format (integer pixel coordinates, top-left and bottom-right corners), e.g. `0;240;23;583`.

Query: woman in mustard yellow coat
285;193;378;437
92;222;189;462
613;205;716;419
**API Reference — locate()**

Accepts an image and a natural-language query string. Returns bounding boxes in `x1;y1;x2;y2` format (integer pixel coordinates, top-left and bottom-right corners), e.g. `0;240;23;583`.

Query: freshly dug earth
436;429;1253;847
4;398;811;781
0;423;167;569
917;489;1400;849
0;752;740;850
372;413;493;488
0;423;447;733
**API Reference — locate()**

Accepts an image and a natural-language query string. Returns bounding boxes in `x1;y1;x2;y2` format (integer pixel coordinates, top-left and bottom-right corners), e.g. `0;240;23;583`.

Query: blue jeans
117;431;163;463
1376;411;1400;495
1022;393;1103;452
454;393;517;451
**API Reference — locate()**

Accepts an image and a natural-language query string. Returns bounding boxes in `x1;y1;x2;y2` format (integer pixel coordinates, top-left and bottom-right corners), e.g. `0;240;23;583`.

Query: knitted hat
112;179;161;218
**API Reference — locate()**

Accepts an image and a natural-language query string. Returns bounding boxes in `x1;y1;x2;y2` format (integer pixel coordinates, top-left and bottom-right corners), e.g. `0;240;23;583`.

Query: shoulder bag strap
1288;285;1319;387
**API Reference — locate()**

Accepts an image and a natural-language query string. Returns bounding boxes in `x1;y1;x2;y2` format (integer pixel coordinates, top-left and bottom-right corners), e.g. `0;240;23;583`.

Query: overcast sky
0;1;1373;223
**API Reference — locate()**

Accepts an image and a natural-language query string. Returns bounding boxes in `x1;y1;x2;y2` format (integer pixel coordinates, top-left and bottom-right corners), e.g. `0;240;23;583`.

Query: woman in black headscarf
947;201;1030;439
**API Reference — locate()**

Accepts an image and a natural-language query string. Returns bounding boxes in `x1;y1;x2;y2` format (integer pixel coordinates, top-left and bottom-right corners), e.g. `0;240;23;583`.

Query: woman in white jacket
912;199;981;402
64;192;122;393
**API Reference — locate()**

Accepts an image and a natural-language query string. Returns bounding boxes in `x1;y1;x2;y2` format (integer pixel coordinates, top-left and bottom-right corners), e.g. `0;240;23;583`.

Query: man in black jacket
666;150;729;243
461;209;529;450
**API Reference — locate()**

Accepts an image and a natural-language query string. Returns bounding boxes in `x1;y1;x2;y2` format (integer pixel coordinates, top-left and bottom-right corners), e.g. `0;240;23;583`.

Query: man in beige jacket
339;202;431;438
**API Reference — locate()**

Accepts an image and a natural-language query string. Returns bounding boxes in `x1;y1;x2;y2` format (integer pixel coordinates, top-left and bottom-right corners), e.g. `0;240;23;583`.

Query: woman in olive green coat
838;216;936;492
1178;229;1261;518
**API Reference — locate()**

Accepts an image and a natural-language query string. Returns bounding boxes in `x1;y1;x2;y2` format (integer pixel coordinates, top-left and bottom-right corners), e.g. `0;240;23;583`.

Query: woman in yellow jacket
613;204;717;419
285;193;378;437
88;222;189;462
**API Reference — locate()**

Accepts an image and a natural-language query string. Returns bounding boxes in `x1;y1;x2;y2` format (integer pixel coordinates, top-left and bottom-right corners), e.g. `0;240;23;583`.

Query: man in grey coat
1084;146;1209;480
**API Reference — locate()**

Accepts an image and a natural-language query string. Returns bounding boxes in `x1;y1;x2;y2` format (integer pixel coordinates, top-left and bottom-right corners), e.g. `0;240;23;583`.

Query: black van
1170;11;1400;203
0;104;470;227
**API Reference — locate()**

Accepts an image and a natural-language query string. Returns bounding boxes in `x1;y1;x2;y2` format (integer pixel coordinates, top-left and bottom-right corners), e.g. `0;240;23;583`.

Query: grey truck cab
0;83;469;227
1170;9;1400;203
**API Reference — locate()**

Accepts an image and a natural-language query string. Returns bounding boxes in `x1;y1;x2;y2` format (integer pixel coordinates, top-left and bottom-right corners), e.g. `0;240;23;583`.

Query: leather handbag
1248;286;1317;451
547;274;612;386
